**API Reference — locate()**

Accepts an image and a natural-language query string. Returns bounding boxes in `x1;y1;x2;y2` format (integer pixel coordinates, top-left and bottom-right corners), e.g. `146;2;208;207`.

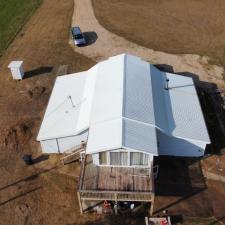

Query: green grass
0;0;42;56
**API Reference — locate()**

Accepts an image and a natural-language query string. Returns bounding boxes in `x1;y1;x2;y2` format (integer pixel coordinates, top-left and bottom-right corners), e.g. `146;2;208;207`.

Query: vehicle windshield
74;34;83;39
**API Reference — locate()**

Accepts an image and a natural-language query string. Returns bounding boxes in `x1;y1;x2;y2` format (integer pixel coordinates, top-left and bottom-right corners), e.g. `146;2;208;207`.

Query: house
37;54;210;214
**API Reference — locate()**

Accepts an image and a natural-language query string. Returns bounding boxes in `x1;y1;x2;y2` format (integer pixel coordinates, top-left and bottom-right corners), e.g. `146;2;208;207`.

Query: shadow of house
78;213;148;225
152;65;225;215
154;156;208;215
154;64;225;155
82;31;98;46
178;72;225;155
154;64;174;73
23;66;53;79
155;157;206;197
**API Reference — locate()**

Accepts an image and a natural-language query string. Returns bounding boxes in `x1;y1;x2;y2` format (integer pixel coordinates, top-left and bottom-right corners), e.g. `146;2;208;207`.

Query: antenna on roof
68;96;75;107
165;78;170;90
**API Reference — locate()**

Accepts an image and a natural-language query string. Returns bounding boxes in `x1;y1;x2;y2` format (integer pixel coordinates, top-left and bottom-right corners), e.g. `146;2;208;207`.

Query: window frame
98;150;150;167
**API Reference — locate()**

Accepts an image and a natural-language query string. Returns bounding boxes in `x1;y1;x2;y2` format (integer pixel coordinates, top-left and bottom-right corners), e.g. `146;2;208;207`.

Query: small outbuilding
8;61;24;80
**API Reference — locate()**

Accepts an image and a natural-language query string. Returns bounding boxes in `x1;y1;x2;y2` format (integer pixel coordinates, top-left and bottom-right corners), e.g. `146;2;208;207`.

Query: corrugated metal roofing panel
150;65;168;132
90;55;124;124
76;65;98;131
37;72;87;140
165;73;210;142
124;55;155;124
86;118;122;154
122;118;158;155
37;53;210;156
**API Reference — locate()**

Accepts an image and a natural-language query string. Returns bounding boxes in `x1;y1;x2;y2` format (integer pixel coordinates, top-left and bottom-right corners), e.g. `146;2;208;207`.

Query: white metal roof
37;53;210;155
164;72;210;142
8;61;23;68
37;72;88;140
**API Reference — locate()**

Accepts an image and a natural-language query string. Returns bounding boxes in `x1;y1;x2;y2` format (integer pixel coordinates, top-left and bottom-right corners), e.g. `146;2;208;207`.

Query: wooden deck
78;155;154;202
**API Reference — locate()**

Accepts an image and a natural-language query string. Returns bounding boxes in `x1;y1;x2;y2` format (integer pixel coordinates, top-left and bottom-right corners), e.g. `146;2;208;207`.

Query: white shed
8;61;24;80
37;54;210;161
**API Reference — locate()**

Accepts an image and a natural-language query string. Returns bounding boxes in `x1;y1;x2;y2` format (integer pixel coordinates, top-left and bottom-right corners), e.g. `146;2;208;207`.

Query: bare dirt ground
72;0;225;88
92;0;225;69
0;0;225;224
0;0;96;224
70;0;225;223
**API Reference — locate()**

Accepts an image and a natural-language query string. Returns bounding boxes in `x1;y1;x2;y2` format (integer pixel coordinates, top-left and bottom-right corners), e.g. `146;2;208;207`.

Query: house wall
92;149;153;167
41;139;59;153
40;130;88;153
157;130;207;157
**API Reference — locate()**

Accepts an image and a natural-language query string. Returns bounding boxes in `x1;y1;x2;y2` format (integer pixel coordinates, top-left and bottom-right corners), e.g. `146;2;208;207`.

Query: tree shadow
208;215;225;225
0;166;57;191
23;66;53;79
0;186;42;207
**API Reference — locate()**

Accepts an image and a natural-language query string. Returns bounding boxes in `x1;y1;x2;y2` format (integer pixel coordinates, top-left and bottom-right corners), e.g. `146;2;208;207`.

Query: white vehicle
71;26;86;46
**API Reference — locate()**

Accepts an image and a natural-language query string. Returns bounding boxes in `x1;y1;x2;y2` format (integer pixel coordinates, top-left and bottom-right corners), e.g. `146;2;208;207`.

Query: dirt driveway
0;0;224;224
0;0;95;224
71;0;225;223
72;0;224;88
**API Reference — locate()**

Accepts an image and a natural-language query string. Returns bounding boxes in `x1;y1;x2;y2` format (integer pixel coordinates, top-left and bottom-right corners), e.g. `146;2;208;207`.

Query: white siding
41;139;59;153
40;131;88;153
57;130;88;153
92;153;99;165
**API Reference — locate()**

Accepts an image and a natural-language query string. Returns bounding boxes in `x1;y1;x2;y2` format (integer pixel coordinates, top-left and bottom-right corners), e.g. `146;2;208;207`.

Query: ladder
60;142;86;165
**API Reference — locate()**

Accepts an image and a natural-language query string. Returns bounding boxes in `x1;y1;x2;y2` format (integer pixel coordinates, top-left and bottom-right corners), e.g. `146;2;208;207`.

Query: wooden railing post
77;191;83;214
150;193;155;216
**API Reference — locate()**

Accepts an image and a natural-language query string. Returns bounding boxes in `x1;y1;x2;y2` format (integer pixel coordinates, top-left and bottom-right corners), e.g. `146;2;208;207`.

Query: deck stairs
60;142;86;165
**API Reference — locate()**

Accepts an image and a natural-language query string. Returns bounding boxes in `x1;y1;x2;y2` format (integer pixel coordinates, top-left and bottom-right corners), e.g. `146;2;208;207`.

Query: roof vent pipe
165;78;170;90
68;96;75;107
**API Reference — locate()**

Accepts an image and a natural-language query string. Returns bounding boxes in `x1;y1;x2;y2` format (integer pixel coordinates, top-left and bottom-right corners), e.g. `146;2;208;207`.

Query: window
99;152;107;165
130;152;149;166
110;152;128;165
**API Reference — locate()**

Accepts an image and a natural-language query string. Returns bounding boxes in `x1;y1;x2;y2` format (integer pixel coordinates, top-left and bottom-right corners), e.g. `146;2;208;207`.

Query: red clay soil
0;0;95;224
0;0;224;224
92;0;225;68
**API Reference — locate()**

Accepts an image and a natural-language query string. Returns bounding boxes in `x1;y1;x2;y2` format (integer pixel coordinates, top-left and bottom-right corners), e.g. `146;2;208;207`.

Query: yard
0;0;43;56
0;0;95;224
0;0;225;224
92;0;225;68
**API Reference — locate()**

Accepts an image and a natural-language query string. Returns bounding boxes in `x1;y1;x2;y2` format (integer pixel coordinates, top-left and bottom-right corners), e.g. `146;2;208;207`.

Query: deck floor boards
81;156;152;192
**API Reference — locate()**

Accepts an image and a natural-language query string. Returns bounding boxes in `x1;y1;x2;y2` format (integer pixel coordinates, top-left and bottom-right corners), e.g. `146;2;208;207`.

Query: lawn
92;0;225;68
0;0;42;56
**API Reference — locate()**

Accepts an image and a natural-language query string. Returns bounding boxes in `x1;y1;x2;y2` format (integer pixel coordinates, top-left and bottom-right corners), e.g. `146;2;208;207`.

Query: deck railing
78;155;154;202
78;189;153;201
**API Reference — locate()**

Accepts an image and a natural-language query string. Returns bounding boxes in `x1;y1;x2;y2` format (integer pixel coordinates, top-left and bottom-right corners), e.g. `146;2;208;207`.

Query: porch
77;155;155;213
